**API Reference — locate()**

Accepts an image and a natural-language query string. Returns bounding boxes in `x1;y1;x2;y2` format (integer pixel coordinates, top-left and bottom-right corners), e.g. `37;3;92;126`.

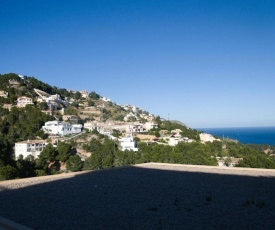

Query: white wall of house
15;140;47;159
144;122;158;130
120;134;138;151
80;90;88;98
199;133;219;143
168;137;180;146
101;97;111;102
42;120;82;136
17;96;33;107
0;91;8;98
84;122;97;131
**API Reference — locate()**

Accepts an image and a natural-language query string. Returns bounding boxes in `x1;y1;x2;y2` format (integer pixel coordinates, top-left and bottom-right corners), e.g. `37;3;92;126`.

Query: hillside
1;73;275;181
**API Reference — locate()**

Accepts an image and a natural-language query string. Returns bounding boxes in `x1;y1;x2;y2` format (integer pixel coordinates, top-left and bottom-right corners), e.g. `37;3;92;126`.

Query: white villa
126;123;146;133
34;88;63;104
42;120;82;136
199;133;220;143
139;113;154;121
84;121;97;131
144;122;158;130
17;96;33;107
168;129;193;146
9;79;20;85
120;134;138;151
80;90;89;99
168;133;182;146
0;91;8;98
15;140;47;159
101;97;111;102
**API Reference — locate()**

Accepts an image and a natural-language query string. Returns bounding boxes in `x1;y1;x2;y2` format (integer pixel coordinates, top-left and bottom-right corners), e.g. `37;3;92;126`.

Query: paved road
0;164;275;229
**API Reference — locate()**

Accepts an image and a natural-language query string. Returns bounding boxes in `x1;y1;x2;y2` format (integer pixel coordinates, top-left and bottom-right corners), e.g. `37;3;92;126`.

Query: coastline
197;126;275;146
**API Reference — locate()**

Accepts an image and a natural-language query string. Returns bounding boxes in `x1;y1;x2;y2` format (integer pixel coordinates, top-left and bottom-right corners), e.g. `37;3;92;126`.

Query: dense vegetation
82;132;275;170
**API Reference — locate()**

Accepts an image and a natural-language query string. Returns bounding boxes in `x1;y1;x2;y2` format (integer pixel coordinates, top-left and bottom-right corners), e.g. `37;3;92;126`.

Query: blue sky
1;0;275;128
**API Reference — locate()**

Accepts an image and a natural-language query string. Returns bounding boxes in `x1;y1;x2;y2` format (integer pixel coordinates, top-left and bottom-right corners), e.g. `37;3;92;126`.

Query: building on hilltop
80;90;89;99
16;96;34;108
168;133;193;146
126;124;147;133
42;120;82;136
144;122;158;130
34;88;66;108
0;91;8;98
2;104;13;111
15;139;47;159
9;79;20;86
100;96;111;102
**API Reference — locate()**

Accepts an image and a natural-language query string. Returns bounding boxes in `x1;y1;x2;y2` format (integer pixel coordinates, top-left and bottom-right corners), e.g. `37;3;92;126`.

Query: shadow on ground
0;166;275;229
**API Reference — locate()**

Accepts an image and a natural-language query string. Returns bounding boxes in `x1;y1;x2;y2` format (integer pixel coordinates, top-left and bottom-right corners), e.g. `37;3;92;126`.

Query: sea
197;127;275;146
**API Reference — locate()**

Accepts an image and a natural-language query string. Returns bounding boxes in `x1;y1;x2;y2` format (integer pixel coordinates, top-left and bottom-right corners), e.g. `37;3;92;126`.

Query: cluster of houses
83;121;158;136
5;76;241;167
13;117;241;168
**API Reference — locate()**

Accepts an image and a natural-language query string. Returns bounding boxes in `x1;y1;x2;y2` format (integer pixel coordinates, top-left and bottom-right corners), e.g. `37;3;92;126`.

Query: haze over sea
198;127;275;146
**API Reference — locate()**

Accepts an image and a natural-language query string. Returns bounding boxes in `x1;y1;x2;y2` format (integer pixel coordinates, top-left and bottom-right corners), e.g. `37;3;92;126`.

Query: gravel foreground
1;163;275;229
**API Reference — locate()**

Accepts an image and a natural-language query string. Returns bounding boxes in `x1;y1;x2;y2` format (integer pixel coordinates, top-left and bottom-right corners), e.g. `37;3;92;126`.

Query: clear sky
1;0;275;128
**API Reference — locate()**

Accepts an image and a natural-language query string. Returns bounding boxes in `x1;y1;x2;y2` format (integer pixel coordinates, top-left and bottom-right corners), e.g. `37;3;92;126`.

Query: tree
66;155;83;172
114;115;124;121
155;130;161;138
128;116;136;122
57;142;72;162
89;91;100;100
74;91;82;100
38;102;48;110
88;100;95;106
37;144;57;169
0;165;17;181
16;155;36;178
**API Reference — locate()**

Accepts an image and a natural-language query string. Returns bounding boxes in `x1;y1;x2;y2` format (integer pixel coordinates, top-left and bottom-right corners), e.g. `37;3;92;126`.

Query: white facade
120;134;138;151
168;134;193;146
17;96;33;107
168;134;181;146
101;97;111;102
9;79;20;85
84;122;97;131
15;140;47;159
199;133;220;143
34;88;64;104
47;94;61;102
126;124;146;133
0;91;8;98
42;120;82;136
144;122;158;130
80;90;89;98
